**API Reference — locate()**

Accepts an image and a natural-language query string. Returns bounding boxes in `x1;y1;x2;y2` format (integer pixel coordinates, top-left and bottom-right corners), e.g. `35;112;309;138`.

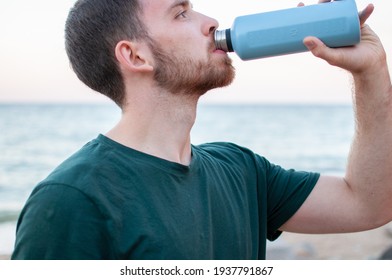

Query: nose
201;14;219;36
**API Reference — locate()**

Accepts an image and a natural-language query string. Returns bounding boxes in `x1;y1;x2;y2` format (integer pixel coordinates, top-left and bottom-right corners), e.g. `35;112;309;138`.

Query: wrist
353;62;392;95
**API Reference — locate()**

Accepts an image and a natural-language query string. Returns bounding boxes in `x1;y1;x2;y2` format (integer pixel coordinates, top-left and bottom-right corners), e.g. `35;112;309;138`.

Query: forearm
352;53;392;131
346;60;392;224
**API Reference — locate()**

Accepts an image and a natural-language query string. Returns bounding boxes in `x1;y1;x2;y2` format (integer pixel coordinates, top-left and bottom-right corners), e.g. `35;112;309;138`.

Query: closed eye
176;10;187;19
171;0;193;19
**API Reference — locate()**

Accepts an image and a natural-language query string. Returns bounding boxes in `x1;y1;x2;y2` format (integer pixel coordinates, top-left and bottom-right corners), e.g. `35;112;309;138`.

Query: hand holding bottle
304;2;386;77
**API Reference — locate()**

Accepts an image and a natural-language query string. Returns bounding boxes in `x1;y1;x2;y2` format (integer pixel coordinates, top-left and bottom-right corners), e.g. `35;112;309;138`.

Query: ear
115;40;153;73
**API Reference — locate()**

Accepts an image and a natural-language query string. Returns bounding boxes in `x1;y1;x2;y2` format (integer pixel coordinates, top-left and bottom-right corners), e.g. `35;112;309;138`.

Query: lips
213;49;227;54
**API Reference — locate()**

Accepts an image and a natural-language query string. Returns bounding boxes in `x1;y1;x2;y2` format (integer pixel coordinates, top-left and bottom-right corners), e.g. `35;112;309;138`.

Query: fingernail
304;40;316;50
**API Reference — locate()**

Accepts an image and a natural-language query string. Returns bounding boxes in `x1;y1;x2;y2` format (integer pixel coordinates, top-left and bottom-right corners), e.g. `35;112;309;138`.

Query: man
12;0;392;259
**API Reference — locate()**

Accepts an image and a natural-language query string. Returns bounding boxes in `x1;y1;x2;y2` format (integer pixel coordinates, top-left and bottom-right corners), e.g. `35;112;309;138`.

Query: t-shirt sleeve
11;184;113;260
256;156;320;241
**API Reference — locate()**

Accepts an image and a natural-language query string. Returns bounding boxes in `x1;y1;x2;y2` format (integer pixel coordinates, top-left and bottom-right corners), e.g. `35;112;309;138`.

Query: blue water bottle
214;0;361;60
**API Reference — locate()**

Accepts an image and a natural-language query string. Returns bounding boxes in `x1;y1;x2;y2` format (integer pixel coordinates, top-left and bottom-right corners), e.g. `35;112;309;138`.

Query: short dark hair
65;0;148;107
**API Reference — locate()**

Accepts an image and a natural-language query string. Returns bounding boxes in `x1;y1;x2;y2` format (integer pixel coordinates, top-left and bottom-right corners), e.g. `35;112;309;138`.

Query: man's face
141;0;235;95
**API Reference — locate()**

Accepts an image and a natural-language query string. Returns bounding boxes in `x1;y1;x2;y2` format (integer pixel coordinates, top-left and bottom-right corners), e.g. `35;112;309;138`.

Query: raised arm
281;3;392;234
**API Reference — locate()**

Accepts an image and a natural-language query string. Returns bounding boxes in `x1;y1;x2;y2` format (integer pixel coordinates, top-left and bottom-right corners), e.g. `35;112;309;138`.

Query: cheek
153;29;207;59
168;29;199;47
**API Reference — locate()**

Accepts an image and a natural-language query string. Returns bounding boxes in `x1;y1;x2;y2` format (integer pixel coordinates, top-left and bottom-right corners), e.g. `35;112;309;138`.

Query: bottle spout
214;29;234;53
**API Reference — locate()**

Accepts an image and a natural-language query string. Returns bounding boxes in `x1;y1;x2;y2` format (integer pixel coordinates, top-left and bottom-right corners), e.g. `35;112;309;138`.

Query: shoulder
196;142;254;159
42;135;119;189
22;135;124;215
194;142;271;169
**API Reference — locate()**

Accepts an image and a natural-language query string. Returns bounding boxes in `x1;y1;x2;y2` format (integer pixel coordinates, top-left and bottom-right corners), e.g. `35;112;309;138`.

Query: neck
106;90;199;165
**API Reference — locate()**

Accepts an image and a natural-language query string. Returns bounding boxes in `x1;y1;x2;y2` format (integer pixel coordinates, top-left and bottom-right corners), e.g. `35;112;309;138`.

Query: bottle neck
214;29;234;53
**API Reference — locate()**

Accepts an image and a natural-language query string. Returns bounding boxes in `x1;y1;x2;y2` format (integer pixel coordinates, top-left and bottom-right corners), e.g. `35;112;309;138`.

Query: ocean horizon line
0;100;353;107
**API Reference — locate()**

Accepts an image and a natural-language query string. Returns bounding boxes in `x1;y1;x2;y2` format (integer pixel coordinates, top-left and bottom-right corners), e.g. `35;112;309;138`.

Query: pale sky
0;0;391;104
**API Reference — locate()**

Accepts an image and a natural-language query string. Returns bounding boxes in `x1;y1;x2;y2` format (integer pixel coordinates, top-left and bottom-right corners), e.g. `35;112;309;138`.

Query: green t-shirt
12;134;319;260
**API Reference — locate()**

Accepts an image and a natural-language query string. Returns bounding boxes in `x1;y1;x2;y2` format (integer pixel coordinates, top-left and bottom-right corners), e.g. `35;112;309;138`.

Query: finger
359;4;374;26
297;2;305;7
303;36;323;52
303;36;343;67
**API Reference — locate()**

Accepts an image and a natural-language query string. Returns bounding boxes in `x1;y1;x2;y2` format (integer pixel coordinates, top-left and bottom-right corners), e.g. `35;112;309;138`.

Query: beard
147;37;235;96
